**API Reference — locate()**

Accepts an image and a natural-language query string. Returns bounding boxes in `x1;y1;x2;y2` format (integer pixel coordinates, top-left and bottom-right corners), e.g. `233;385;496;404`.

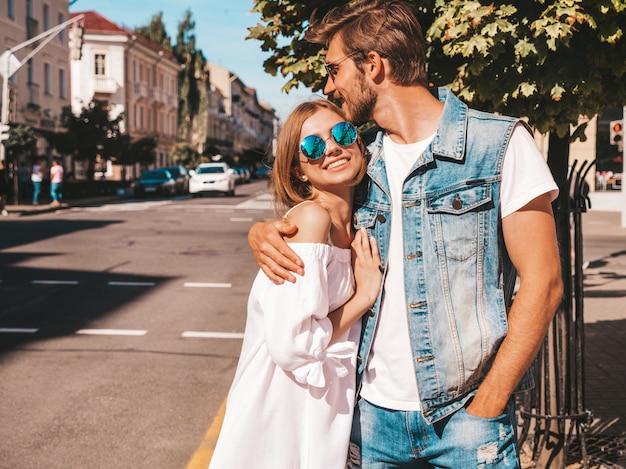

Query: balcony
133;82;148;100
91;75;118;94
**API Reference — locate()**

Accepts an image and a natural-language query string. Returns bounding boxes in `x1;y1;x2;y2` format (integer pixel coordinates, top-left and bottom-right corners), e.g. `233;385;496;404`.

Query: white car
189;162;236;196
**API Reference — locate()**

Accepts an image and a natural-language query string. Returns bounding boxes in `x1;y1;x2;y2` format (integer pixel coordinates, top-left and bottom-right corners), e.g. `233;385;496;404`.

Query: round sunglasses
299;121;358;160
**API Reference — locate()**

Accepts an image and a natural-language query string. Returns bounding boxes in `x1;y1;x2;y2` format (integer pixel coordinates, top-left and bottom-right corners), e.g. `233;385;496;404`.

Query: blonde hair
305;0;428;87
270;99;367;216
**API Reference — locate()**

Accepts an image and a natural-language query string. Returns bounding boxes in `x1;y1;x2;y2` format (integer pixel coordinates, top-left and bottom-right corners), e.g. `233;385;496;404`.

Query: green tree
135;12;172;51
173;10;207;143
129;137;157;169
170;141;201;169
60;101;127;180
3;124;37;159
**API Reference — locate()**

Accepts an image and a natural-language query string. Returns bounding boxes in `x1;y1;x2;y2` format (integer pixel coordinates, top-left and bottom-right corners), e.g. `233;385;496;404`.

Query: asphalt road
0;180;274;469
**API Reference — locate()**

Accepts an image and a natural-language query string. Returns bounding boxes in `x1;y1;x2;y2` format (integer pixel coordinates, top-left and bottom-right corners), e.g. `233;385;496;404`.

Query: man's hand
248;220;304;284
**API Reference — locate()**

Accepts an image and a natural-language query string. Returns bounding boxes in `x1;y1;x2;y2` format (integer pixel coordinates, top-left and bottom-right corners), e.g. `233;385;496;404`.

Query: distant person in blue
49;158;64;207
31;160;43;205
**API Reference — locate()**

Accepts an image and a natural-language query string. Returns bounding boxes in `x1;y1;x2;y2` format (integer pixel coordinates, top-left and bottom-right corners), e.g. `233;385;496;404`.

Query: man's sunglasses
299;122;358;160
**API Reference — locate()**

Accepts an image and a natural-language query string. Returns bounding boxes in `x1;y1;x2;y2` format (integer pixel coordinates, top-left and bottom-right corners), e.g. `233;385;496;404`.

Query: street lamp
0;14;84;162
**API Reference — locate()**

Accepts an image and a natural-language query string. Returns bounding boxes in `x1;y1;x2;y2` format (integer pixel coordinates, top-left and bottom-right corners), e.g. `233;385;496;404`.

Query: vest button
452;194;462;210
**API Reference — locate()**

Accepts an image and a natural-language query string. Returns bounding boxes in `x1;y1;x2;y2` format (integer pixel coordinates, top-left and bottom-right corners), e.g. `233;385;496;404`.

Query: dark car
134;169;177;197
253;166;272;180
163;165;190;194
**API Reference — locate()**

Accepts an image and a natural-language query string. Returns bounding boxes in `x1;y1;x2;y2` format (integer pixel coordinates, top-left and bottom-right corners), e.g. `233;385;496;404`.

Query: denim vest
353;87;529;424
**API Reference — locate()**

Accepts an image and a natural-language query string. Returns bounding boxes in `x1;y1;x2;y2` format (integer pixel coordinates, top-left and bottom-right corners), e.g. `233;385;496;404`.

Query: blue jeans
50;182;62;202
348;397;520;469
32;181;41;204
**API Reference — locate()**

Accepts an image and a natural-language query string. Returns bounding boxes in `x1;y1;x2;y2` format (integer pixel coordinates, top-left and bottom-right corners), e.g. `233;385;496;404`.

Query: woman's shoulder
284;201;330;244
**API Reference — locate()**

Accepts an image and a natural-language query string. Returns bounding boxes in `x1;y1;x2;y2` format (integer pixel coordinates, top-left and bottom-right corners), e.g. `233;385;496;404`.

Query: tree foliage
170;142;201;169
60;101;128;179
135;12;172;51
3;124;37;158
172;10;208;143
248;0;626;139
129;137;157;168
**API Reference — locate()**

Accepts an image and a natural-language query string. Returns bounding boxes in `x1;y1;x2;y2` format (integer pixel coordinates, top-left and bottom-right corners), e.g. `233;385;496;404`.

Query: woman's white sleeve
261;250;355;388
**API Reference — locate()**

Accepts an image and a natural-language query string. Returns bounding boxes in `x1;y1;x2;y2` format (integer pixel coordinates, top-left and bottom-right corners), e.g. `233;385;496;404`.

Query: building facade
0;0;72;162
70;10;180;180
206;62;276;166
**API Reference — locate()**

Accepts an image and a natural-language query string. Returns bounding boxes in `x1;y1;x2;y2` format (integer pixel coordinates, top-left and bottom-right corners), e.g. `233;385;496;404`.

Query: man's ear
364;50;385;83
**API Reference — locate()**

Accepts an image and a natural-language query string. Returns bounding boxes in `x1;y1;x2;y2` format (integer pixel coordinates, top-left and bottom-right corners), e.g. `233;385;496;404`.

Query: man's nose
323;78;336;96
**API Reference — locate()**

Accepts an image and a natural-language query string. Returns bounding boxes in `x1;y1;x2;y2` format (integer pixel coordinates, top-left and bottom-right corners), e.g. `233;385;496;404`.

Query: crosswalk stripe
76;329;147;336
181;331;244;339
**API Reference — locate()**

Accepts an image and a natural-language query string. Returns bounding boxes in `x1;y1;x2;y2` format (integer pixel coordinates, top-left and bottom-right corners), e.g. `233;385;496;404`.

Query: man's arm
248;220;305;284
466;193;563;418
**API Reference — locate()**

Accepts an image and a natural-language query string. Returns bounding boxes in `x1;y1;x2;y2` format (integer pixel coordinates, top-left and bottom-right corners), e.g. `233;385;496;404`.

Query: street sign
0;51;21;79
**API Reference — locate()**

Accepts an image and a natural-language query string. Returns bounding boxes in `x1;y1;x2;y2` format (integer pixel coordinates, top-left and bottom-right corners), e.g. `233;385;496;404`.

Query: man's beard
346;73;377;126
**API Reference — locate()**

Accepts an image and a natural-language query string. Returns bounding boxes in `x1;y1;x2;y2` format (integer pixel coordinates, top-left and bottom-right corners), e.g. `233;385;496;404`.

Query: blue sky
68;0;322;120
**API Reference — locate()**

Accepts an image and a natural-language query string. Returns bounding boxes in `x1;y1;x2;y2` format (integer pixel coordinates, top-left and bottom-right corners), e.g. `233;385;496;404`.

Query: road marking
185;397;227;469
76;329;147;336
108;281;156;287
181;331;244;339
31;280;79;285
0;328;39;333
183;282;232;288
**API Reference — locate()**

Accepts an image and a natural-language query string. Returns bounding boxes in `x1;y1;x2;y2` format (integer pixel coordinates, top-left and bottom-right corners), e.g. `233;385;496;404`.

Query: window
94;54;106;76
43;4;50;30
27;61;34;84
59;69;66;98
8;0;15;18
44;63;51;95
26;0;32;17
58;13;64;42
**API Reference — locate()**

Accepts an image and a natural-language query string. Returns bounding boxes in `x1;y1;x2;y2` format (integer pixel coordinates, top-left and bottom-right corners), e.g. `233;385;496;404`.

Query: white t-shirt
360;123;559;411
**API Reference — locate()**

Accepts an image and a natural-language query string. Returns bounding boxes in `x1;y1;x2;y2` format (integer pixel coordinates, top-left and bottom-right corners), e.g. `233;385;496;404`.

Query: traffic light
609;120;623;146
0;123;10;142
68;23;84;61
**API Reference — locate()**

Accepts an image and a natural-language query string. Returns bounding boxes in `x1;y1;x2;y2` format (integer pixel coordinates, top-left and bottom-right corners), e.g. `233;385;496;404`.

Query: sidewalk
561;209;626;468
1;194;125;217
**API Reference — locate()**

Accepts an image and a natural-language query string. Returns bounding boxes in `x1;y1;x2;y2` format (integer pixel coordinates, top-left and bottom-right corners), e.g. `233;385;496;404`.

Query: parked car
134;169;177;197
189;162;236;196
253;166;272;180
163;165;190;194
234;166;251;184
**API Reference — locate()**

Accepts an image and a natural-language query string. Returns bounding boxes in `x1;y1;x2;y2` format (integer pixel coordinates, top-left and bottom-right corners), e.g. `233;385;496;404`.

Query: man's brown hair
305;0;429;87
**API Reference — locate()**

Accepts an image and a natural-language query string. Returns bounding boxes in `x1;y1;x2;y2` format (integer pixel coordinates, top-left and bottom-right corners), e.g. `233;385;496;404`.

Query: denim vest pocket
426;183;493;262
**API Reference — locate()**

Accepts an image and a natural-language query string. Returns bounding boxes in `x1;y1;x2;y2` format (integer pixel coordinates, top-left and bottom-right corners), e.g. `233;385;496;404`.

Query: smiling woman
208;100;382;469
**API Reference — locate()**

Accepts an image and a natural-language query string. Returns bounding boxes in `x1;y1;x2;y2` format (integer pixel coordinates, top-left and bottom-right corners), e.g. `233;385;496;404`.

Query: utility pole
0;14;84;162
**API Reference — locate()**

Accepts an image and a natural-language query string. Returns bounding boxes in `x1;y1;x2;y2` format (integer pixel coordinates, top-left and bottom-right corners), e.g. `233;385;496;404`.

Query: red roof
71;11;177;62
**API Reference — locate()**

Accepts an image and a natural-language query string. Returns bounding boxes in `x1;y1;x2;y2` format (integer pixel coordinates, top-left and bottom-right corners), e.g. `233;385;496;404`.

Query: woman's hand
351;228;382;308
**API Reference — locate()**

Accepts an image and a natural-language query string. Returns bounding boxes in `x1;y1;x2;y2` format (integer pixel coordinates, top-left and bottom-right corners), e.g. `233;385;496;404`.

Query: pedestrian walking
209;100;382;469
17;163;30;203
0;160;9;216
49;158;63;207
248;1;563;467
31;160;43;205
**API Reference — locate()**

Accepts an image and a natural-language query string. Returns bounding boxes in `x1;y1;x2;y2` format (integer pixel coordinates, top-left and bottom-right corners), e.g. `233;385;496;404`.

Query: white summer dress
209;221;360;468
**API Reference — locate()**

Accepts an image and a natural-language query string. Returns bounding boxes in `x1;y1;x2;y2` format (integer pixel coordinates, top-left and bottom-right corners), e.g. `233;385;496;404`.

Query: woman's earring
300;175;308;182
